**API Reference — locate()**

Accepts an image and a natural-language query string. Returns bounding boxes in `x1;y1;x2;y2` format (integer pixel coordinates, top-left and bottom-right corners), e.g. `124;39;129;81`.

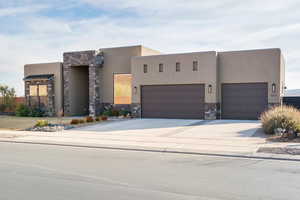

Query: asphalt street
0;142;299;200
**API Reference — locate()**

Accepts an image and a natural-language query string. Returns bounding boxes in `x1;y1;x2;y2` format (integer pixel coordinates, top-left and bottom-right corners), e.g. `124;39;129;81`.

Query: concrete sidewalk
0;119;299;161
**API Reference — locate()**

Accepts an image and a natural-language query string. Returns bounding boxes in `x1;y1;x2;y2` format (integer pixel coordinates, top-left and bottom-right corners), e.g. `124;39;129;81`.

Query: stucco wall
218;48;282;103
69;66;89;115
131;51;218;103
99;45;160;104
24;62;63;115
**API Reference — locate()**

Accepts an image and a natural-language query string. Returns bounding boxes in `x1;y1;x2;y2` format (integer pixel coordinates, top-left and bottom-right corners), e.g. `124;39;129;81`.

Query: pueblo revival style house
24;45;285;120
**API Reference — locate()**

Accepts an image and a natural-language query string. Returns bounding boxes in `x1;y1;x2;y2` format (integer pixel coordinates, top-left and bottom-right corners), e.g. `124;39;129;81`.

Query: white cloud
0;4;49;17
0;0;300;95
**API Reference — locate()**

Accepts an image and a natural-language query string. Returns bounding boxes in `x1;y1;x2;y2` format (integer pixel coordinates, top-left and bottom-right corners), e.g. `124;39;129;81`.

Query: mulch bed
267;135;300;143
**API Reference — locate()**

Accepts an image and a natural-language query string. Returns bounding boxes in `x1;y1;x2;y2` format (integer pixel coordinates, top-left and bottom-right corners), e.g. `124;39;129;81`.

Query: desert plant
111;109;119;116
101;115;108;121
15;104;31;117
102;110;112;116
260;105;300;135
35;120;49;127
86;116;94;123
70;119;80;125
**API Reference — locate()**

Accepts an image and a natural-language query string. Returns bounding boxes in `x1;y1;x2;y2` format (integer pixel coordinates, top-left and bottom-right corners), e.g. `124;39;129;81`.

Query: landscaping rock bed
26;124;74;132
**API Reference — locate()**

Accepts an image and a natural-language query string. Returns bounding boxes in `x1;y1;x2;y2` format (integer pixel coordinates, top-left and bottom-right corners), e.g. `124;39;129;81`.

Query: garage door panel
141;84;205;119
222;83;268;120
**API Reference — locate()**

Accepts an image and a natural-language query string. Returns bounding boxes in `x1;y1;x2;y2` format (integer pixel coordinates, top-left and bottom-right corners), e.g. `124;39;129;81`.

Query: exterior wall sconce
272;83;276;93
133;86;138;95
208;84;212;94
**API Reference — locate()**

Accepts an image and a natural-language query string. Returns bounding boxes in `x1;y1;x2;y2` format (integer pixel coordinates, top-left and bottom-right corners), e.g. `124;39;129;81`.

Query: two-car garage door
141;84;205;119
140;83;268;120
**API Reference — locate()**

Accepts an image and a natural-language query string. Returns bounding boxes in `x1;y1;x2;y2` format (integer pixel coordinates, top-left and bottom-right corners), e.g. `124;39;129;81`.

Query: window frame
143;64;148;73
193;61;198;71
176;62;180;72
159;63;163;72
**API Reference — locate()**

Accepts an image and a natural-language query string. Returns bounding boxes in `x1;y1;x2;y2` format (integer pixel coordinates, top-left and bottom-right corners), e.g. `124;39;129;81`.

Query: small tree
0;84;16;112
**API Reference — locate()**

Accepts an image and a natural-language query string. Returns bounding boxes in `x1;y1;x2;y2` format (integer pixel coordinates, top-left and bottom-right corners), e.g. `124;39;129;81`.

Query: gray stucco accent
63;50;104;116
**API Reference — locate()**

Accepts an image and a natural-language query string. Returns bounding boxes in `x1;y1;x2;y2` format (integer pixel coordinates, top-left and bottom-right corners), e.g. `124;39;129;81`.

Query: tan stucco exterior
98;45;161;104
131;51;217;104
218;48;283;104
24;62;63;115
23;45;285;118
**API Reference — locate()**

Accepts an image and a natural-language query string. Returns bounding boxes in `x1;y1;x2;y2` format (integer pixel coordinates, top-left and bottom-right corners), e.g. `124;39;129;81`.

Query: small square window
193;61;198;71
143;64;148;73
159;63;163;72
176;62;180;72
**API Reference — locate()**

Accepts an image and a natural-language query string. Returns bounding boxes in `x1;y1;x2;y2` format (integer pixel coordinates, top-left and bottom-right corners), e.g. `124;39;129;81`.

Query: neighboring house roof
284;89;300;97
24;74;54;81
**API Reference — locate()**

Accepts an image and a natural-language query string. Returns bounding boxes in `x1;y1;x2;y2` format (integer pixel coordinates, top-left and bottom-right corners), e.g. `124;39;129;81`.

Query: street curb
1;140;300;162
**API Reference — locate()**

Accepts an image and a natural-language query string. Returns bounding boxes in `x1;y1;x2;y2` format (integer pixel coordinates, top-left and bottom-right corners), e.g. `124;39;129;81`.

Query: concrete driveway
73;118;263;138
0;119;268;157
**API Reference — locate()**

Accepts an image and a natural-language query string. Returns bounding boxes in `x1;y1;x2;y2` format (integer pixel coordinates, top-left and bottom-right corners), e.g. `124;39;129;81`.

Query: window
114;74;132;104
38;85;48;96
176;62;180;72
29;85;38;96
193;61;198;71
29;85;48;96
143;64;148;73
159;63;163;72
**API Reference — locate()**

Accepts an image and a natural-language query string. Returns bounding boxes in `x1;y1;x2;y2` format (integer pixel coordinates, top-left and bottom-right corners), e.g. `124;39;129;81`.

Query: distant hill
284;89;300;97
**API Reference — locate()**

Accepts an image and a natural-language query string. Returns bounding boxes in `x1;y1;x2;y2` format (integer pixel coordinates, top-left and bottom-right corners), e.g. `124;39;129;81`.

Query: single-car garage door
221;83;268;120
141;84;205;119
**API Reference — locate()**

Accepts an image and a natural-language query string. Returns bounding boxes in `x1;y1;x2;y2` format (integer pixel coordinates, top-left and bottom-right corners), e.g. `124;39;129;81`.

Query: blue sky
0;0;300;95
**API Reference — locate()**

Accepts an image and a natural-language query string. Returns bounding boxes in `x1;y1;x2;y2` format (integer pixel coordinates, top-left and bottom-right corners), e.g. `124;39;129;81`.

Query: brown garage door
221;83;268;120
141;84;205;119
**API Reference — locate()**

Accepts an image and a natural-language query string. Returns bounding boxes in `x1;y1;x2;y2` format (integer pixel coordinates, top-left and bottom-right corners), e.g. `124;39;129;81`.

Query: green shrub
35;120;49;127
0;104;6;112
15;104;31;117
70;119;80;125
111;109;119;116
29;108;46;117
260;106;300;135
119;110;131;117
86;116;94;123
102;110;112;116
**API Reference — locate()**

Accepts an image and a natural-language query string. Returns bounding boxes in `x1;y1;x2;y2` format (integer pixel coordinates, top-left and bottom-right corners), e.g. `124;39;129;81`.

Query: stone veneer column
63;50;104;117
204;103;218;120
63;63;71;115
88;64;101;117
47;79;55;116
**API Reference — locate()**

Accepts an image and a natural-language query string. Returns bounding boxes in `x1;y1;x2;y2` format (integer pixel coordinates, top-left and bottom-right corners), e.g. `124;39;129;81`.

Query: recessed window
193;61;198;71
114;74;132;104
143;64;148;73
38;85;48;96
176;62;180;72
29;85;38;96
159;63;163;72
